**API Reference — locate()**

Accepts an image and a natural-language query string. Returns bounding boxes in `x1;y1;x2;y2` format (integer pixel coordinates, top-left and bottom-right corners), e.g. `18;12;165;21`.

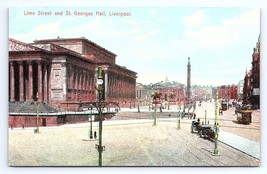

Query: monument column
186;57;191;105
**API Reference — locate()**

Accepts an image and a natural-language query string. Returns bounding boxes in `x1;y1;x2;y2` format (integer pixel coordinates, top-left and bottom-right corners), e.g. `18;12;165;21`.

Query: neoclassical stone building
9;37;137;111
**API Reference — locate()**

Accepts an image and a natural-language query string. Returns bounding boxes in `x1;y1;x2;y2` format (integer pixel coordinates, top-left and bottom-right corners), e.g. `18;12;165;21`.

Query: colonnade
9;60;50;102
67;64;96;101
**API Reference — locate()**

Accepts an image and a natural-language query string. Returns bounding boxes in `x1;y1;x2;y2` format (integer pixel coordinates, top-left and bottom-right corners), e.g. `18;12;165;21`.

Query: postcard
8;7;260;166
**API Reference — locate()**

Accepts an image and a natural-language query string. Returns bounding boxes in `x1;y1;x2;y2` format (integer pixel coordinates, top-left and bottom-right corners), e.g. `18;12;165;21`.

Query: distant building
243;70;252;104
242;36;260;107
191;86;213;101
237;80;244;101
136;83;153;107
250;36;260;107
153;79;185;104
136;79;185;107
218;85;238;100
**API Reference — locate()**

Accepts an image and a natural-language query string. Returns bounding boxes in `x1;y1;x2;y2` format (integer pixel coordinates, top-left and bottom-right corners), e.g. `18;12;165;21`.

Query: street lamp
95;66;105;166
178;110;181;129
212;89;219;156
89;104;93;139
35;92;39;133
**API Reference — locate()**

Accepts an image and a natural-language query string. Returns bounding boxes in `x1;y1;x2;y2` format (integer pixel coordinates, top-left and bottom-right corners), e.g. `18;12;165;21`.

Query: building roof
33;37;117;57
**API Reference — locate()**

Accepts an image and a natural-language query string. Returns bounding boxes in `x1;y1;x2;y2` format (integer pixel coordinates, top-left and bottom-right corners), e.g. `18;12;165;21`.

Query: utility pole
96;66;105;166
178;111;180;129
153;104;157;126
89;105;93;139
205;110;207;125
186;57;191;105
35;92;39;133
213;89;219;156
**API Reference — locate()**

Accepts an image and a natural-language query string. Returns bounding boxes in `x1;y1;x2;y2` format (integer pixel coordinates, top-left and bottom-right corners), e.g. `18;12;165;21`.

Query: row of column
108;73;136;99
67;65;96;101
9;60;50;102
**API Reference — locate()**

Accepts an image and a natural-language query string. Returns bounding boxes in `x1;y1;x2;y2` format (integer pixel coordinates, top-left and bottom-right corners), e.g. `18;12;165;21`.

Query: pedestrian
94;131;97;139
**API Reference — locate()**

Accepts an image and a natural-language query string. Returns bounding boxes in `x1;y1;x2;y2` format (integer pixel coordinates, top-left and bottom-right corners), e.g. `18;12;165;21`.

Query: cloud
121;19;140;25
208;68;245;75
182;9;259;48
147;29;160;35
149;9;158;15
32;22;61;33
158;16;170;23
182;10;206;30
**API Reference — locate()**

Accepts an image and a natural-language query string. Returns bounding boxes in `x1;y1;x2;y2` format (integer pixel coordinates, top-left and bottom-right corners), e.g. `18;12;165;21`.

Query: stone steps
9;101;59;113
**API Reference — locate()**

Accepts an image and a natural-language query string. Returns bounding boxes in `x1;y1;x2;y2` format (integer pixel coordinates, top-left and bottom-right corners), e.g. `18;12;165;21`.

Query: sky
9;7;260;86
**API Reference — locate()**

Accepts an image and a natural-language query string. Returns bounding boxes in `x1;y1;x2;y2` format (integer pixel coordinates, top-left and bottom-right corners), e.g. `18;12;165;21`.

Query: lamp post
153;103;157;126
96;66;105;166
205;110;207;125
178;110;181;129
35;92;39;133
89;104;93;139
213;89;219;155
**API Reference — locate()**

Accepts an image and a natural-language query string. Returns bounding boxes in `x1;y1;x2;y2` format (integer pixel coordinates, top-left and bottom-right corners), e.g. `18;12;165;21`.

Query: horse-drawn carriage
191;120;215;140
199;125;215;139
221;101;228;111
236;110;252;124
235;105;252;124
191;120;201;133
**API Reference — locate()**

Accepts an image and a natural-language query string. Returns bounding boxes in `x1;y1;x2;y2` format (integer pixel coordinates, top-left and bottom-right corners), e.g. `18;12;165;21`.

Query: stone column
71;66;75;100
9;62;15;101
69;64;74;100
47;63;51;103
37;61;43;102
81;70;84;100
75;68;79;100
18;61;24;101
43;62;48;103
79;70;83;91
83;71;86;91
27;61;33;101
84;71;88;99
62;62;67;100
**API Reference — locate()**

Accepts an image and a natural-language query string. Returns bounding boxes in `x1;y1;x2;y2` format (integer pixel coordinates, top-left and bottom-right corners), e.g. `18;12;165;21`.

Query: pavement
218;130;260;159
117;103;260;159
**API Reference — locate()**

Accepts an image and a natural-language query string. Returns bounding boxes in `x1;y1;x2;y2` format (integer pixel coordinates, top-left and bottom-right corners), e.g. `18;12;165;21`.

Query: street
8;101;260;166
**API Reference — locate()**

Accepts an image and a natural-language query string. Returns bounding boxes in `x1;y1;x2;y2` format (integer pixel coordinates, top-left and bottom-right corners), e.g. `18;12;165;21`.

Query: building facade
242;36;260;108
237;80;244;101
250;36;260;107
153;80;185;105
9;37;137;127
9;37;137;110
191;86;213;101
218;85;238;100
